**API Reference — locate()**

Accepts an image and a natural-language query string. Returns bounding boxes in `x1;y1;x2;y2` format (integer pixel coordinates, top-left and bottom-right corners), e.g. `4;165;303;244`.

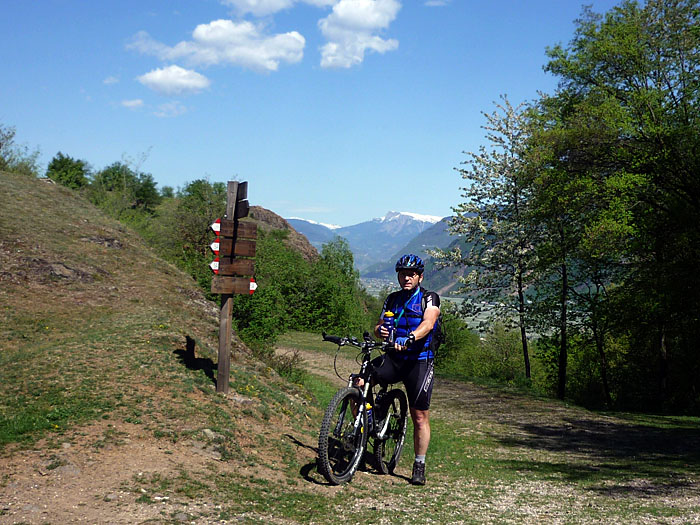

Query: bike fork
375;415;392;440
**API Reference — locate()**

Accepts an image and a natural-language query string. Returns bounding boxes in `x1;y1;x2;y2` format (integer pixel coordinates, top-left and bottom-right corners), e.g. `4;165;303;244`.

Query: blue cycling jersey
382;287;440;360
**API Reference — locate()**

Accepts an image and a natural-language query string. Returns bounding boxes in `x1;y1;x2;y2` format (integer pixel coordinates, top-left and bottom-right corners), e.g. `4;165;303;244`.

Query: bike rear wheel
318;387;368;485
373;388;408;475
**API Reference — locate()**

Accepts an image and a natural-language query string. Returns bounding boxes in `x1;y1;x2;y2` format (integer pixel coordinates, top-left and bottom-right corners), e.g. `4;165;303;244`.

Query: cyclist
373;254;440;485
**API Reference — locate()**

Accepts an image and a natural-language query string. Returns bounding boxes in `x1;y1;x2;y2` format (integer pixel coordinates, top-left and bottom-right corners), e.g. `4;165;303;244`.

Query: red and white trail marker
210;238;220;255
209;257;219;274
210;218;221;234
249;277;257;294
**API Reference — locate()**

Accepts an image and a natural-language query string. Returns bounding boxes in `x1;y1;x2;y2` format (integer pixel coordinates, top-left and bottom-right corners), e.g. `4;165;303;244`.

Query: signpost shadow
173;335;216;386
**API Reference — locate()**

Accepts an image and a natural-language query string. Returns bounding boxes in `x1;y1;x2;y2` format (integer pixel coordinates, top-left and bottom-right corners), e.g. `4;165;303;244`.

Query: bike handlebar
322;331;390;352
322;332;343;345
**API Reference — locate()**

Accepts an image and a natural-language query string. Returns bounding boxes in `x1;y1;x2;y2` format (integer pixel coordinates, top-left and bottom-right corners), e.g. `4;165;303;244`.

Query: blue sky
2;0;620;226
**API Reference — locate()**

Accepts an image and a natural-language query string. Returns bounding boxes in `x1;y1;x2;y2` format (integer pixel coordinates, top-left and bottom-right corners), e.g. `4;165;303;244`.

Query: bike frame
325;332;393;440
318;331;409;484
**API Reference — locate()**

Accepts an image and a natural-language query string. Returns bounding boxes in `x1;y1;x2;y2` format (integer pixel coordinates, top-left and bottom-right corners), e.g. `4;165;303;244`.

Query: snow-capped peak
381;211;443;224
288;217;341;230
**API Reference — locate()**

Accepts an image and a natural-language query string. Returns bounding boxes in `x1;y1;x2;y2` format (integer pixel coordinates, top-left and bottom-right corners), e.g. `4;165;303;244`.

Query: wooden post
210;181;254;394
217;181;238;394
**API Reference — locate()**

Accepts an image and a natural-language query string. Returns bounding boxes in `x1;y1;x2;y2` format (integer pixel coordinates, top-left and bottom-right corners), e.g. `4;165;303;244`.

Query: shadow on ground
174;335;216;386
437;378;700;494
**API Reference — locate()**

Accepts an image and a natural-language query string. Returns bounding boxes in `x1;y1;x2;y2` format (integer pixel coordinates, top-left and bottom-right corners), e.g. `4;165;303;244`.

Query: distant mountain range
288;211;443;270
287;211;468;296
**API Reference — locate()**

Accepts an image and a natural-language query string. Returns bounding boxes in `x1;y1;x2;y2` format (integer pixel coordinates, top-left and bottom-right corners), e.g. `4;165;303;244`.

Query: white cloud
103;75;119;85
221;0;335;17
121;99;144;109
137;65;211;95
319;0;400;68
154;101;187;118
129;19;305;72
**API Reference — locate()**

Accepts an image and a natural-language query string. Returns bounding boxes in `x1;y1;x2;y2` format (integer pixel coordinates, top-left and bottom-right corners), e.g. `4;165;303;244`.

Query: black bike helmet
395;254;425;273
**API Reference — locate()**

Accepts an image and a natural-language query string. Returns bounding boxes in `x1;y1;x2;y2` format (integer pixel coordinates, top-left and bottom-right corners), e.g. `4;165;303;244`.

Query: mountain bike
317;332;408;485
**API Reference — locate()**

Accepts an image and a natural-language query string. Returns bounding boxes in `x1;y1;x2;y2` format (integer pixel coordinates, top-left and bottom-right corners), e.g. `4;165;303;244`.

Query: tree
320;237;358;283
89;162;161;218
434;96;536;379
45;152;89;190
533;0;700;408
0;124;18;172
160;186;175;199
174;179;227;255
0;122;40;177
312;238;367;333
525;89;632;401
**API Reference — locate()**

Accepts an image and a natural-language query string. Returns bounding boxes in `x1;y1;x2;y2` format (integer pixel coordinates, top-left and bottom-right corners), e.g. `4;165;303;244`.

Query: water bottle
382;311;395;343
365;403;374;428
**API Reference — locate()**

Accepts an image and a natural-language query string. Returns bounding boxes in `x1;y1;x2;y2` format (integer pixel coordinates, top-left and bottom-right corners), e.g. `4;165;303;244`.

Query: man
373;254;440;486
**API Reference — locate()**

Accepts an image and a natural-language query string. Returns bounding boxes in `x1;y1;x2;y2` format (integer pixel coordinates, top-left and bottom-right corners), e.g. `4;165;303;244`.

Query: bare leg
410;408;430;456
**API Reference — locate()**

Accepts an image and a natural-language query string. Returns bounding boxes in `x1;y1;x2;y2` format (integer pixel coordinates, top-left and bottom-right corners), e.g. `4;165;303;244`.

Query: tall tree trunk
594;326;612;407
517;268;531;379
557;219;568;400
558;260;568;400
659;326;668;406
590;283;612;407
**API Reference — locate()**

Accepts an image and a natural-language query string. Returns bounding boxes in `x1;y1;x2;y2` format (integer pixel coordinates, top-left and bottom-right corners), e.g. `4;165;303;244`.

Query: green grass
267;331;700;524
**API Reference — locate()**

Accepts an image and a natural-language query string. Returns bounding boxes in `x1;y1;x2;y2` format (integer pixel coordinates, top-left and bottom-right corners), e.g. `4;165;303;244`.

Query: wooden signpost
210;181;257;394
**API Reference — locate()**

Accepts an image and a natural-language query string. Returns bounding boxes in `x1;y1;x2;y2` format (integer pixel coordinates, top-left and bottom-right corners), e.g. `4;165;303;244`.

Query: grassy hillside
0;171;325;522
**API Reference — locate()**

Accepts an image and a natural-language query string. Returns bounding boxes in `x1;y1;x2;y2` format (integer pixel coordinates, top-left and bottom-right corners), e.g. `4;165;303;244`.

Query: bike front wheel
317;387;368;485
373;388;408;475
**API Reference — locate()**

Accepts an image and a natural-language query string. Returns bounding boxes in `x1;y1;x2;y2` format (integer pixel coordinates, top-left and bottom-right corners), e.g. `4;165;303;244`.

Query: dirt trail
279;344;700;524
3;345;699;524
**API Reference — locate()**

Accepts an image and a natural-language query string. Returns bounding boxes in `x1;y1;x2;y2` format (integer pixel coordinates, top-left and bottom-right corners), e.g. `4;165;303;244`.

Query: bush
440;322;528;385
232;233;373;349
434;307;481;378
0;123;40;177
46;152;89;190
87;162;161;218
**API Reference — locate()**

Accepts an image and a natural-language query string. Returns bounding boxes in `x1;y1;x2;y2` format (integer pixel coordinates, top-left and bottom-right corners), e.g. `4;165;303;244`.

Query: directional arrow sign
210;238;220;255
210;218;221;234
209;257;219;274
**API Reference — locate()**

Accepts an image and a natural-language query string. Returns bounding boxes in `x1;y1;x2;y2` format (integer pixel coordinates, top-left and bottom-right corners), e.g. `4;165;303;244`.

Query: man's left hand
394;333;415;351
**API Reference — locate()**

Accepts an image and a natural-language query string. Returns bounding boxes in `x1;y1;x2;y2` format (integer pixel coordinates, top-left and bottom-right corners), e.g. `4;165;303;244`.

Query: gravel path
278;344;700;524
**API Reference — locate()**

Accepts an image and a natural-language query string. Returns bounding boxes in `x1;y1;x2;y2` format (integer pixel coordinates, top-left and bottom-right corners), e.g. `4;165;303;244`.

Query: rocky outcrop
248;206;319;262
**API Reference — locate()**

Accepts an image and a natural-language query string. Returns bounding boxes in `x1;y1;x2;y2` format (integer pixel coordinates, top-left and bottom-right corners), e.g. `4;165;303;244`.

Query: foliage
443;0;700;412
89;176;375;358
432;96;537;378
448;324;527;384
232;234;372;351
433;304;481;379
129;179;226;300
160;185;175;198
532;0;700;410
88;162;162;220
45;152;90;190
0;122;40;177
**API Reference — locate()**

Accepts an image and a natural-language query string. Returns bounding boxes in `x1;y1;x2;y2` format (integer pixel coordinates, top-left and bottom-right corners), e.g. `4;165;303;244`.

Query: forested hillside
0;169;330;522
434;0;700;413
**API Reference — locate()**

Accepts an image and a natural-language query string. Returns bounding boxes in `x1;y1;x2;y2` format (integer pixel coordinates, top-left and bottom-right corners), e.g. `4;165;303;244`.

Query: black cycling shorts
371;353;435;411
